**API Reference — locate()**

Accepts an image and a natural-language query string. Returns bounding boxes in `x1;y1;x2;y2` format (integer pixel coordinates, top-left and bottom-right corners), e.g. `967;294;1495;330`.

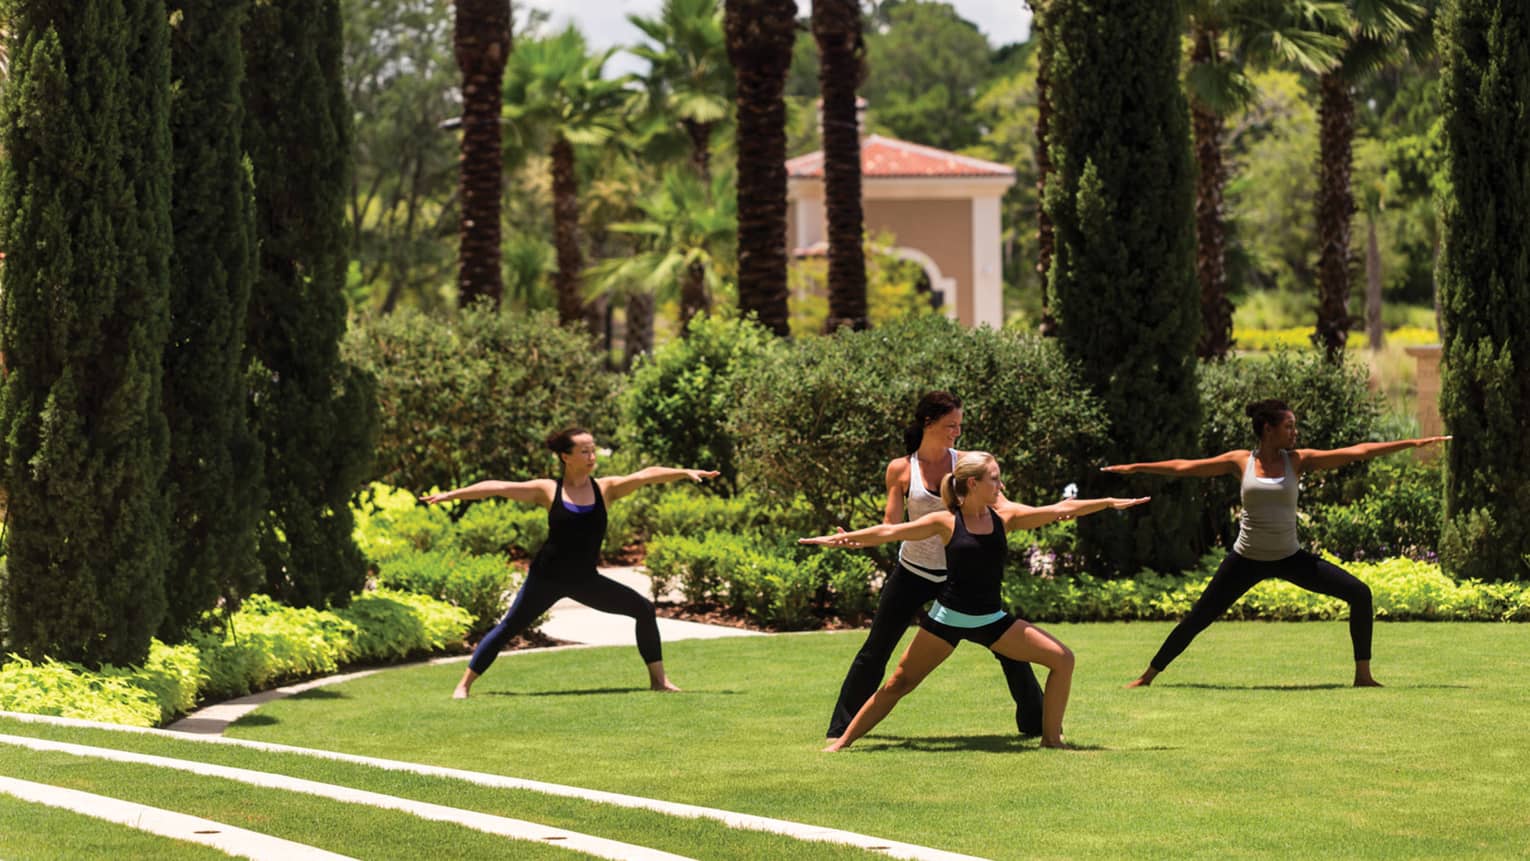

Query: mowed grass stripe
224;623;1530;859
0;775;355;860
0;747;585;861
0;792;239;861
0;717;885;861
2;715;954;861
0;734;690;861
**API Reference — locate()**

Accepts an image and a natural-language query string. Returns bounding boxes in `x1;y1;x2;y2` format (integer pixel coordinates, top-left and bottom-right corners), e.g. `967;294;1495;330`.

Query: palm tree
629;0;732;181
724;0;796;337
590;167;737;366
813;0;868;332
1311;0;1427;361
1182;0;1343;359
503;27;630;331
453;0;511;308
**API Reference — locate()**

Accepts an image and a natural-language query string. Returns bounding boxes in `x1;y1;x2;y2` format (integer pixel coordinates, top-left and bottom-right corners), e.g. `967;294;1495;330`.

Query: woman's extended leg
455;572;566;698
989;621;1075;747
565;572;679;691
826;629;955;752
1281;551;1379;686
826;567;941;738
1128;553;1262;687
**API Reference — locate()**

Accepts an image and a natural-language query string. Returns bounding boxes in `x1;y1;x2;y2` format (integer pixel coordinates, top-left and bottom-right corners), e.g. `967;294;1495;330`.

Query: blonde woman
802;451;1149;750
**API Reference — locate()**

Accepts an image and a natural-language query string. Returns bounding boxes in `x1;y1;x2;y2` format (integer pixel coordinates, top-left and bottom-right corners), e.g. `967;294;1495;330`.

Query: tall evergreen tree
161;0;264;637
243;0;378;608
0;0;173;665
1437;0;1530;582
1045;0;1202;573
725;0;795;336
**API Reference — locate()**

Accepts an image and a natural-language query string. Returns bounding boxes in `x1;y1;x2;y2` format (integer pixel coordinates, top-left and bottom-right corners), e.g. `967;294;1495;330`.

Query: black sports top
532;477;607;574
936;507;1007;615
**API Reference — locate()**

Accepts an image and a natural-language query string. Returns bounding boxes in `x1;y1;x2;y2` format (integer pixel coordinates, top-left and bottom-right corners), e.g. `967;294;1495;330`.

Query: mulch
653;601;867;634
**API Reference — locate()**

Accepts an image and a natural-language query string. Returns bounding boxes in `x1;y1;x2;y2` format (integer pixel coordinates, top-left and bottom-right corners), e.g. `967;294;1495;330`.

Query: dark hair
1245;399;1292;439
545;426;591;455
903;391;963;455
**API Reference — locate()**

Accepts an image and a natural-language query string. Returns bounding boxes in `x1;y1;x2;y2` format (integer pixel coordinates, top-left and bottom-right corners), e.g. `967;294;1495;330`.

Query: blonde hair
940;451;997;511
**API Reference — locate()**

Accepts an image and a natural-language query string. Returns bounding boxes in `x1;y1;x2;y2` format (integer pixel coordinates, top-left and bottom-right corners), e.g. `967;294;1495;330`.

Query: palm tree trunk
680;260;711;329
814;0;868;333
453;0;509;309
683;118;712;181
725;0;796;337
1365;214;1384;350
1315;71;1356;361
624;291;655;368
1034;1;1057;336
550;136;588;330
1191;25;1233;360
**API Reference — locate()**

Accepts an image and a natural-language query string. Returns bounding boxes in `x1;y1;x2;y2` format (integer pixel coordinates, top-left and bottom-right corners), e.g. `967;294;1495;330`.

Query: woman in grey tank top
1102;399;1449;688
822;392;1046;740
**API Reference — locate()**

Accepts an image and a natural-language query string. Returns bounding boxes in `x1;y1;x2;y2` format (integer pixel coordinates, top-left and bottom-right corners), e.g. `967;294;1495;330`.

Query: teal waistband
927;601;1007;628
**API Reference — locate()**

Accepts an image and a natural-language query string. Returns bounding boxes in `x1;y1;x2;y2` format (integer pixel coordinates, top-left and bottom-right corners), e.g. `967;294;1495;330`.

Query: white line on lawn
0;733;692;861
2;712;989;861
0;775;357;861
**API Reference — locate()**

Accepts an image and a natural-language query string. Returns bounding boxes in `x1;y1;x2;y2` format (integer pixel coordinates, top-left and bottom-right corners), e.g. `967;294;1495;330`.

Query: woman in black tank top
802;451;1149;751
422;427;718;699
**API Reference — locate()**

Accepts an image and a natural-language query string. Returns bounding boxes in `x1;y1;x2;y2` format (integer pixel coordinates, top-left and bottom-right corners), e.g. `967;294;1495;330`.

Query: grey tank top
1233;449;1300;561
898;448;956;581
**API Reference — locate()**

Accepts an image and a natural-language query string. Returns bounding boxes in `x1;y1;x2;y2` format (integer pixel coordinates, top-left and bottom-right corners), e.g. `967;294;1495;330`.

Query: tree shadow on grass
483;687;743;698
291;689;347;700
1165;682;1470;691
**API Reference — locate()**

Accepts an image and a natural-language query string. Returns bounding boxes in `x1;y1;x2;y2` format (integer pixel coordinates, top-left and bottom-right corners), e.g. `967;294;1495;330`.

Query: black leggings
827;563;1044;738
1150;549;1373;671
468;568;662;675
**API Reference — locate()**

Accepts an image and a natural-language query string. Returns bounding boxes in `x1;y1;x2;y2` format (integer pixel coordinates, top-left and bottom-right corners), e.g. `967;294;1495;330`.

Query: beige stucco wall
863;199;974;324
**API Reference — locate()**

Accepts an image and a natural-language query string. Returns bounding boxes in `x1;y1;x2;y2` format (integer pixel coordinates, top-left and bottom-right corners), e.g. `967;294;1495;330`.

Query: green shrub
1304;458;1443;562
732;316;1111;529
97;641;205;724
345;305;620;494
373;550;521;637
801;550;879;619
621;315;782;496
353;483;454;563
190;595;359;700
448;500;548;558
336;588;473;661
0;656;162;727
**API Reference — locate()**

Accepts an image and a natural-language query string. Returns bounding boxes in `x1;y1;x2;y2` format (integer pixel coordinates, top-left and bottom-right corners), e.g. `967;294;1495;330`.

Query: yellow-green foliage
98;641;205;724
190;595;360;700
1233;326;1439;353
336;588;472;661
787;232;935;336
0;656;162;727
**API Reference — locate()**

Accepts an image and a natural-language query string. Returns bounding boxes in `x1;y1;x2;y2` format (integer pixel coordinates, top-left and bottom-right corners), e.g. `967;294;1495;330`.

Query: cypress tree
1437;0;1530;581
242;0;378;608
161;0;264;636
0;0;173;665
1044;0;1202;573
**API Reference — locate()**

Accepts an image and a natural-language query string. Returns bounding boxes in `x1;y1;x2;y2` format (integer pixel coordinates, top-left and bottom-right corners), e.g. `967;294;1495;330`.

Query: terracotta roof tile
786;134;1014;179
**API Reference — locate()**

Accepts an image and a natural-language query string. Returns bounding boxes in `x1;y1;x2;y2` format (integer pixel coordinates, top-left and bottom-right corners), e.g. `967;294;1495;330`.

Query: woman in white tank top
823;392;1047;740
1103;398;1449;689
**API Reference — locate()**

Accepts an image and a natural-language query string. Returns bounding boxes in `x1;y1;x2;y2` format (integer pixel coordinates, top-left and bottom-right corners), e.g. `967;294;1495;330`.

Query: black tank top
936;507;1007;615
531;477;607;574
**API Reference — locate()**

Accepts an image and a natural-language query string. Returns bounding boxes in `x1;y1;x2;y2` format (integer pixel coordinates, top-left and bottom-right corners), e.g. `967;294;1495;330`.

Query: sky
534;1;1034;77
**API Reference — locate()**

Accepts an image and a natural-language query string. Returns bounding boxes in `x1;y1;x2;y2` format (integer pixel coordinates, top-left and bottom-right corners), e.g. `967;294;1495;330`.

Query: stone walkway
168;565;758;736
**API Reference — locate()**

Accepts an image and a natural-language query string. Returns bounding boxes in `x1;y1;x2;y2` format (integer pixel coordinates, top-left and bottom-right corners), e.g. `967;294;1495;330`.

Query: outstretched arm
997;496;1151;531
1101;450;1244;479
420;479;555;508
1294;435;1451;474
599;466;720;504
800;511;953;549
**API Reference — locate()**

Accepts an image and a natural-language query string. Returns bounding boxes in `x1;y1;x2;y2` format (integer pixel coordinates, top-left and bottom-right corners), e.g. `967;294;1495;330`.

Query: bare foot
1040;738;1076;750
1354;677;1383;687
822;740;846;753
651;679;682;692
1125;677;1152;688
451;686;471;700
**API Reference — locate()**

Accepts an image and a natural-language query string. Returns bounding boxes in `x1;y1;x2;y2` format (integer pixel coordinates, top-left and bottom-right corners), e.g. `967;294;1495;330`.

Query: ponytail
904;391;963;454
941;451;996;511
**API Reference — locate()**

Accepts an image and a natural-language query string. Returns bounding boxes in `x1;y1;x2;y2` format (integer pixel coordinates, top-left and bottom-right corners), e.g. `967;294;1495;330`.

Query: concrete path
168;565;757;735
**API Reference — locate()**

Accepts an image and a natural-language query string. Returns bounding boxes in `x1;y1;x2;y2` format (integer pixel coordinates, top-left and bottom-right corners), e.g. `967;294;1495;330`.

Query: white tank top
897;448;956;581
1233;449;1301;561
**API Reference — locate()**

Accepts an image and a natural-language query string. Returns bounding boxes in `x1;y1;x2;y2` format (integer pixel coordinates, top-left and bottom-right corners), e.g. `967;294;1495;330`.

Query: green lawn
6;622;1528;859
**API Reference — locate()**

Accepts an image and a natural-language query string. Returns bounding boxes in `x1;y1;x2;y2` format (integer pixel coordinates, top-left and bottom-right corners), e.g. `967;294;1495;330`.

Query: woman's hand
1413;435;1452;448
684;469;721;482
1110;496;1151;509
799;528;860;547
419;492;452;505
1100;464;1134;474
